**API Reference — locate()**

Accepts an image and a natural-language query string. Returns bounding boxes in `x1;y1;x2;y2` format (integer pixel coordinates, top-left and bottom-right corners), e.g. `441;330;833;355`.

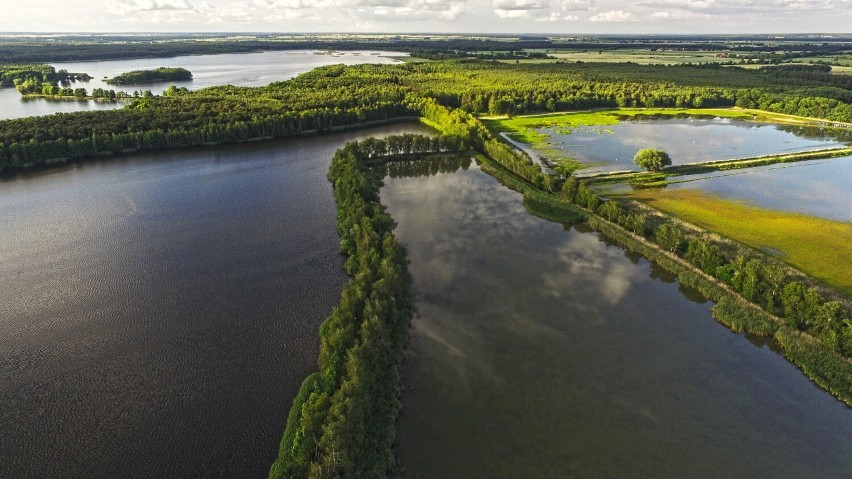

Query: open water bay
0;122;431;478
384;160;852;478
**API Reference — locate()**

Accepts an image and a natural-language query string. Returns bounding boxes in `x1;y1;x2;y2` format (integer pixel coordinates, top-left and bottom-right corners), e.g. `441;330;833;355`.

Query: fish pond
383;159;852;478
601;155;852;223
489;111;851;175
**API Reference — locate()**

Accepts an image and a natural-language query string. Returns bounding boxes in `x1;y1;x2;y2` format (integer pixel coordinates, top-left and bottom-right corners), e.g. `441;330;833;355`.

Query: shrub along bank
493;145;852;405
420;101;852;406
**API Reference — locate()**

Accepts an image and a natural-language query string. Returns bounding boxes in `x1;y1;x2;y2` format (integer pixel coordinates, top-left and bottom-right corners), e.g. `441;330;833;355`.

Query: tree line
268;134;467;479
4;58;852;174
571;194;852;359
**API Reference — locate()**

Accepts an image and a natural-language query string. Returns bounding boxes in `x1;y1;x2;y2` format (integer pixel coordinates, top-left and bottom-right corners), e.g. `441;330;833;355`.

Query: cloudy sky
3;0;851;33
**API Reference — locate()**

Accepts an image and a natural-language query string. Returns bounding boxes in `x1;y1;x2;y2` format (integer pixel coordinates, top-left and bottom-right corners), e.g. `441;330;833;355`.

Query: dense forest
0;63;90;88
0;33;849;63
106;67;193;85
3;59;852;172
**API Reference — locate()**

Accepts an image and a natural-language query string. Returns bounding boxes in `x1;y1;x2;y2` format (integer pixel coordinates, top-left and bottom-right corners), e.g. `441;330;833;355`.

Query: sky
2;0;852;34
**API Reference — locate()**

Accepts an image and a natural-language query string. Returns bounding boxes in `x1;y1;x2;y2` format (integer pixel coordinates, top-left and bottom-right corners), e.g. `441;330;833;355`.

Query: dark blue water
0;122;431;479
384;161;852;478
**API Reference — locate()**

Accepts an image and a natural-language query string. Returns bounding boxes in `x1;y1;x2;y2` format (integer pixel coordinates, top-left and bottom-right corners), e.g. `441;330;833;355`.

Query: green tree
633;148;672;171
598;200;620;222
654;223;685;253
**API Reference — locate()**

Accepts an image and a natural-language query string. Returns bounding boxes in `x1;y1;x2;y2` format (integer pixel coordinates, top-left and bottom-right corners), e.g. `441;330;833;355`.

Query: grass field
497;49;852;75
499;48;732;65
624;189;852;294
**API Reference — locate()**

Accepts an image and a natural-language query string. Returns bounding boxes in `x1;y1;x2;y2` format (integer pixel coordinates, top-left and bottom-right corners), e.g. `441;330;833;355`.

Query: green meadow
625;189;852;294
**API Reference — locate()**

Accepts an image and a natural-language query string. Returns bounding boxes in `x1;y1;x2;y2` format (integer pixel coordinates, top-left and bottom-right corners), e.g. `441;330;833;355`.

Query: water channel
383;160;852;478
0;122;431;478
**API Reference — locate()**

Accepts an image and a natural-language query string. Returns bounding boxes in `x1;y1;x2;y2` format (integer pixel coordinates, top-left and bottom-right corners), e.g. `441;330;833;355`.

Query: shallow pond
384;160;852;478
0;122;431;479
538;117;848;174
599;155;852;222
665;156;852;222
0;50;404;120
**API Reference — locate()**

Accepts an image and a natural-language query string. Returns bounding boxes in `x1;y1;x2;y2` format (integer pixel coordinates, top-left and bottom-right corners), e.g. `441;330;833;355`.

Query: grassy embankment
586;147;852;186
625;189;852;295
477;148;852;407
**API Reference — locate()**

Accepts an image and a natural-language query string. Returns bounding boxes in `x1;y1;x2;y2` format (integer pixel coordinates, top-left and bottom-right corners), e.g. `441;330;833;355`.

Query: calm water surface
598;155;852;222
666;156;852;222
384;161;852;478
540;118;848;174
0;122;431;479
0;50;404;120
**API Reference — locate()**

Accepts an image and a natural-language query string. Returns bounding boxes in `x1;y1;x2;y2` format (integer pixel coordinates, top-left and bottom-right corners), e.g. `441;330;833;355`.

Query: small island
106;67;192;85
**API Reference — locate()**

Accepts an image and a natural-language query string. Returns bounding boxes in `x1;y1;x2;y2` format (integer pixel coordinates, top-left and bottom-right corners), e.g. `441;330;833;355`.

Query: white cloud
557;0;593;9
349;0;468;21
650;9;707;19
589;9;636;21
639;0;846;14
536;12;579;20
494;0;548;18
106;0;195;14
4;0;852;32
493;0;589;19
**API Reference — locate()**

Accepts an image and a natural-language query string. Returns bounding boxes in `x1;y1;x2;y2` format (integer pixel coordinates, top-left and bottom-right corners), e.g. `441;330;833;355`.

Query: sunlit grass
625;189;852;294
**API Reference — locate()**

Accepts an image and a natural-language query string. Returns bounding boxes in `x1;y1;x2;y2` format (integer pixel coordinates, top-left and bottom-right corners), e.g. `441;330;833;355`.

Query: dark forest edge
2;33;852;64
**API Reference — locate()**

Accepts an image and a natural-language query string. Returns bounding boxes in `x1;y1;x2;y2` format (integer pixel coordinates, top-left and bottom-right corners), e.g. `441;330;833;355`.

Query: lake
0;122;432;479
0;50;405;120
383;160;852;478
537;117;848;174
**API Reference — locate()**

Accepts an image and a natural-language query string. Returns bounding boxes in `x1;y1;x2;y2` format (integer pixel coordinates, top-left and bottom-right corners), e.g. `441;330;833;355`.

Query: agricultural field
524;48;733;65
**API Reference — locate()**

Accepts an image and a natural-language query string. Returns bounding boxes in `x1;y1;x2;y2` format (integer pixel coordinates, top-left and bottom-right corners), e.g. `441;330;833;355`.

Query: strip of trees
268;134;467;479
575;195;852;358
